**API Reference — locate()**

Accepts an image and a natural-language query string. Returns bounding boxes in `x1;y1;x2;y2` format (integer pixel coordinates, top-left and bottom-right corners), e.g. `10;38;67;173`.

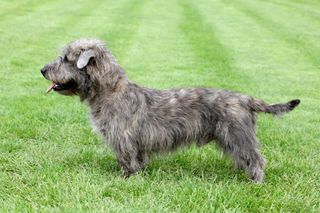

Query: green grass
0;0;319;211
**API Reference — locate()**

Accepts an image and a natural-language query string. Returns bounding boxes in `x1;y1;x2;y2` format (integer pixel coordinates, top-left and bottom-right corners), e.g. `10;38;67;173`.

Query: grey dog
41;38;300;182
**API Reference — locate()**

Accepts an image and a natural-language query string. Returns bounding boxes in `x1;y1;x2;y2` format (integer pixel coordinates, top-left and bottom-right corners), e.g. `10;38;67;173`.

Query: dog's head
41;38;115;98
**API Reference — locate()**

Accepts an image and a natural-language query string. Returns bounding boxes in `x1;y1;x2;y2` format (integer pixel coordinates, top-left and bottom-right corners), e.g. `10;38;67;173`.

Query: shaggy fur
41;38;300;182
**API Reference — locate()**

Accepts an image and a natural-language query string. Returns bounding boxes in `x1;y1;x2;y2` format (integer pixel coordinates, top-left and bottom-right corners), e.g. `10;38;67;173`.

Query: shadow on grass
144;155;247;182
60;145;248;182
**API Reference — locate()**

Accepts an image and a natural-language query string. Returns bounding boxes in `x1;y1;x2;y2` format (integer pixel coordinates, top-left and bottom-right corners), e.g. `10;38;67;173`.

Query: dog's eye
63;55;68;62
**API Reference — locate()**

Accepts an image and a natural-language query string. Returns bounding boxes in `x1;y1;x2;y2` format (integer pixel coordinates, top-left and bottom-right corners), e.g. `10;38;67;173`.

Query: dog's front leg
137;150;149;170
115;142;143;178
117;155;142;178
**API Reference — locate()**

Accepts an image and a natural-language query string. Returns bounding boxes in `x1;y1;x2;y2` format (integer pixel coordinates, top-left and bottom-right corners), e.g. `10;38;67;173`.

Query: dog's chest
89;114;100;134
88;106;118;138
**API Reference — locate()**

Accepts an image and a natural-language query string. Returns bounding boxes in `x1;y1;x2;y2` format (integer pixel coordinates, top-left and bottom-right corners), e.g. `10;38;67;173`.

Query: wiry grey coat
41;39;300;182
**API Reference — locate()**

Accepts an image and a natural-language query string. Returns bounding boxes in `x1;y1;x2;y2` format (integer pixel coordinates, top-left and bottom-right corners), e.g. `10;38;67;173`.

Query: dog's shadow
61;145;247;182
143;149;247;182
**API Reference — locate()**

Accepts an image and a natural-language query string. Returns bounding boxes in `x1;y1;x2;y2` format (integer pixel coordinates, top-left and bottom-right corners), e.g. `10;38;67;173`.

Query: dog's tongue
46;82;56;93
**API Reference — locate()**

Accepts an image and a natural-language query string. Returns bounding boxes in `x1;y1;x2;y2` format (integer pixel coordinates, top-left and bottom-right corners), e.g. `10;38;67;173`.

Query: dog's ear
77;49;95;69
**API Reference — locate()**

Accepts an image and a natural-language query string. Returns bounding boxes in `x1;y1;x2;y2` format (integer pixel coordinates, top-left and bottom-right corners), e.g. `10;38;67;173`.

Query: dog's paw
250;168;264;183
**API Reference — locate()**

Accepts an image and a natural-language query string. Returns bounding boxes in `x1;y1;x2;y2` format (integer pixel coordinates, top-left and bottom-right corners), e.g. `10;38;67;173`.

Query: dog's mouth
46;80;78;93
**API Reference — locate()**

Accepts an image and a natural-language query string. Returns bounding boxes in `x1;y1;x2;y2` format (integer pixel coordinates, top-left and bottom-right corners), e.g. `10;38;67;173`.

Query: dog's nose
41;68;47;76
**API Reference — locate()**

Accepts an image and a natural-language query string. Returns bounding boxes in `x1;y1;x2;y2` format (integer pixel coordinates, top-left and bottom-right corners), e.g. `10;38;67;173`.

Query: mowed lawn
0;0;319;211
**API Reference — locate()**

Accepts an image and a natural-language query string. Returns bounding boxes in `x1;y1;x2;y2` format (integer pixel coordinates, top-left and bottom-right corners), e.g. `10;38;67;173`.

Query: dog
41;38;300;182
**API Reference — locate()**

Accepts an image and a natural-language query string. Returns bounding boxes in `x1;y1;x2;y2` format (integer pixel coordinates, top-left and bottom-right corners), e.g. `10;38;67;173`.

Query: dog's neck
80;64;129;105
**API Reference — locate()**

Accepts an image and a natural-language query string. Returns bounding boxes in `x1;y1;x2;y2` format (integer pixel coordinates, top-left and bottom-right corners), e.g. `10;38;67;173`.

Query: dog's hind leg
216;123;266;183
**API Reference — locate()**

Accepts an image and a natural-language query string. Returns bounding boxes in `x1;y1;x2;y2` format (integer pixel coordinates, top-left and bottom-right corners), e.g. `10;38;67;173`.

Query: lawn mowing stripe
0;0;95;61
0;0;56;22
184;0;285;97
231;0;320;68
180;0;269;95
34;0;148;60
98;0;147;61
265;0;320;19
287;0;320;7
179;0;251;90
193;0;319;98
254;0;320;34
118;0;210;89
0;0;68;38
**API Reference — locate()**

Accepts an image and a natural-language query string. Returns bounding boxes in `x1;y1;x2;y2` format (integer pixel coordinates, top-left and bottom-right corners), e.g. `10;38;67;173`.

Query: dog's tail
250;98;300;115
